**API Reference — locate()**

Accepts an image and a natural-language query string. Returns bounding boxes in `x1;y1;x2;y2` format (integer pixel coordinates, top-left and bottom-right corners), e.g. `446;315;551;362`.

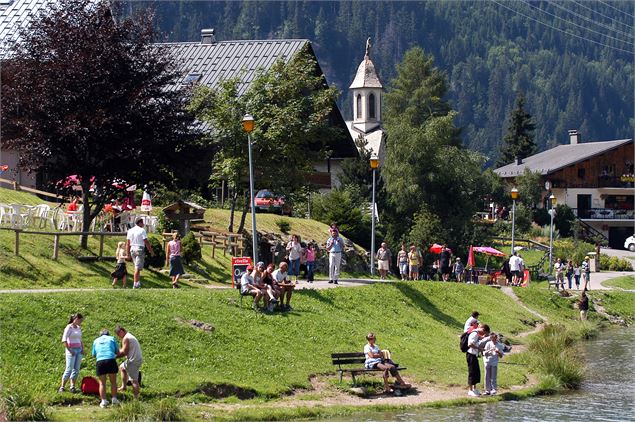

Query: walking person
566;260;574;290
408;245;419;281
326;225;344;285
111;242;128;288
579;290;589;321
509;252;521;286
91;329;120;408
375;242;392;280
59;313;84;393
482;332;504;395
305;243;316;283
115;326;143;400
165;232;184;288
554;258;565;290
453;258;465;283
439;245;452;282
581;256;591;290
397;244;408;281
286;234;303;282
573;261;581;289
126;218;156;289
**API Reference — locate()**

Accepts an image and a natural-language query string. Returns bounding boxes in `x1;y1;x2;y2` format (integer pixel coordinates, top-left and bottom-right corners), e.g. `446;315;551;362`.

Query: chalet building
344;38;386;164
162;30;358;192
495;130;634;249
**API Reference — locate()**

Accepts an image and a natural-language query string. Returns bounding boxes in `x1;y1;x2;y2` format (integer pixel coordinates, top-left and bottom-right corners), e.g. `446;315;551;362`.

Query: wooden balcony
572;208;634;220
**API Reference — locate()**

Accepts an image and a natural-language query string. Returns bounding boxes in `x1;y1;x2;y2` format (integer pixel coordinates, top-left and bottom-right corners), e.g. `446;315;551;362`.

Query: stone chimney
568;129;581;145
516;156;522;165
201;29;216;44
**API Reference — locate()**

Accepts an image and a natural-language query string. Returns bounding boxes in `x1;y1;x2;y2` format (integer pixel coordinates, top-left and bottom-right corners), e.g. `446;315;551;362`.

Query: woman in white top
363;332;411;393
166;233;184;288
286;234;303;281
59;313;84;393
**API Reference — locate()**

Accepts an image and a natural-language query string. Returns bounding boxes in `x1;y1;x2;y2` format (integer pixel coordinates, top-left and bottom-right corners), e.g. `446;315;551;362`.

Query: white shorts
130;248;145;270
377;260;389;271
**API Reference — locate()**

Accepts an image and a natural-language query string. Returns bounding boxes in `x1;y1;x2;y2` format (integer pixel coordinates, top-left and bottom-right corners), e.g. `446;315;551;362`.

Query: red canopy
429;243;443;254
467;245;476;267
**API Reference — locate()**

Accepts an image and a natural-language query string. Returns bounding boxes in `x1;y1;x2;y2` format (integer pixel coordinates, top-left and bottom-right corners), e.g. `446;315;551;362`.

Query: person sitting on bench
240;265;265;311
364;332;411;393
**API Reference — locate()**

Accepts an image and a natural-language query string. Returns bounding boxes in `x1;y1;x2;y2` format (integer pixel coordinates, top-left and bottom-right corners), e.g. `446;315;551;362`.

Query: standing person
453;258;465;283
326;225;344;285
482;332;504;395
397;244;409;281
439;245;452;282
59;313;84;393
501;258;512;286
573;261;581;289
111;242;128;288
554;258;565;290
165;232;184;288
581;256;591;290
286;234;303;282
509;252;521;286
305;243;316;283
126;218;155;289
517;254;526;286
375;242;392;280
566;260;574;290
408;245;419;281
579;290;589;321
91;329;120;408
467;323;490;397
115;326;143;400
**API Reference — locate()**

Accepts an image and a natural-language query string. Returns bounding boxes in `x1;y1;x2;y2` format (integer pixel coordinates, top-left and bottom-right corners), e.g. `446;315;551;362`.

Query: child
482;332;505;395
305;244;316;283
111;242;128;288
453;257;465;283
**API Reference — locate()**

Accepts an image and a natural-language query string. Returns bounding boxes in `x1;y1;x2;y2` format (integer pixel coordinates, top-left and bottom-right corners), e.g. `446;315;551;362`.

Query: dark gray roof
162;39;309;95
0;0;51;58
494;139;633;177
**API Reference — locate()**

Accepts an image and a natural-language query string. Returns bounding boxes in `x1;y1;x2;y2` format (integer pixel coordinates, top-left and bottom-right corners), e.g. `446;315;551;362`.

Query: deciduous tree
1;0;196;247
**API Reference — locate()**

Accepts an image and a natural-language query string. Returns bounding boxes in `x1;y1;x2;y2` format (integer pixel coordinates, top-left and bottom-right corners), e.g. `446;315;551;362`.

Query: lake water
329;327;635;422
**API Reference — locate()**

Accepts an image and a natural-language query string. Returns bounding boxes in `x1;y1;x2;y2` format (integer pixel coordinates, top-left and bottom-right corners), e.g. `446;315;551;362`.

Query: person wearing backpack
466;323;490;397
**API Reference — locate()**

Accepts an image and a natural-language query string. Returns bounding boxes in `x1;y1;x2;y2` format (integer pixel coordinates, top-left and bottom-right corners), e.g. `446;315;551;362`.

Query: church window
368;93;376;119
356;94;362;118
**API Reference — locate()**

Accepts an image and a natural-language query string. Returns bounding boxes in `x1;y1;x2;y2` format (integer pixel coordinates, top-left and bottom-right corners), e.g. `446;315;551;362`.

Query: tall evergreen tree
497;93;536;167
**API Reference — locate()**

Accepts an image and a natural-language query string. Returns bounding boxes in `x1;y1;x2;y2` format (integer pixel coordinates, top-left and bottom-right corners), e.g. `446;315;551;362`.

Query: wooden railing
0;228;125;260
162;230;245;258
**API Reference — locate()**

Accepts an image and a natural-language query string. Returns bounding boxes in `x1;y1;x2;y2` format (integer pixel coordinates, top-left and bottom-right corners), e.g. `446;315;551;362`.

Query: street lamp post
549;193;557;273
370;156;379;275
242;114;258;265
510;187;519;255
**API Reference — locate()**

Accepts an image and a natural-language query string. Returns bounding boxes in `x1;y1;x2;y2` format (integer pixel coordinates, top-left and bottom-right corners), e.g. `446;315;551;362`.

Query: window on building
182;73;201;85
368;93;376;119
356;94;362;119
577;168;585;179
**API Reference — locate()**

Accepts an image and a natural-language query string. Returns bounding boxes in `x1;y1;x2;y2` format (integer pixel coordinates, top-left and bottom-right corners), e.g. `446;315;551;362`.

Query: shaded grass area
603;275;635;290
0;283;538;408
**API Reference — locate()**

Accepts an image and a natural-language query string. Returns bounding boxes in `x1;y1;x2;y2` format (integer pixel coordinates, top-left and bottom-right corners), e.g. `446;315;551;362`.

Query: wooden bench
546;275;564;290
331;352;407;386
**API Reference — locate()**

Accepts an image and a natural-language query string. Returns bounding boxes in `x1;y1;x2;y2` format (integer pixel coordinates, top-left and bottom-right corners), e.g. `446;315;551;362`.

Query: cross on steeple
365;37;371;58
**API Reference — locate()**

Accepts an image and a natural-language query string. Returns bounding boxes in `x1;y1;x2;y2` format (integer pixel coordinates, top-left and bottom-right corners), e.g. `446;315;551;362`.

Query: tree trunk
227;190;238;232
237;191;250;234
80;182;92;248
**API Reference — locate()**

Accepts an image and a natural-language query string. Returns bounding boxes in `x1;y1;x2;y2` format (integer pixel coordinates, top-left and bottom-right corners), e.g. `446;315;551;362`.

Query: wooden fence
163;230;245;258
0;228;126;260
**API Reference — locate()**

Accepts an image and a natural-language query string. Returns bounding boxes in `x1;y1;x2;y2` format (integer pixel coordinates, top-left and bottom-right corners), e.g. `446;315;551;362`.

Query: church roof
349;55;383;89
0;0;52;58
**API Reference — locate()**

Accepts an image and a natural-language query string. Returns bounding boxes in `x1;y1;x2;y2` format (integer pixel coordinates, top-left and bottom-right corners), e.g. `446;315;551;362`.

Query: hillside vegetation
126;0;633;160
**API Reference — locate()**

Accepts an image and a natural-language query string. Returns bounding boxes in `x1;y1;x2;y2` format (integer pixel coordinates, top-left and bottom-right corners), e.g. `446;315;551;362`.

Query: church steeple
349;38;383;133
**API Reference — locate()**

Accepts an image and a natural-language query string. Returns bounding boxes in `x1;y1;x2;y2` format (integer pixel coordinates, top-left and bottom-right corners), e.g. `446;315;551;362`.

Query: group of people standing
59;314;143;408
381;243;463;282
464;311;507;397
553;256;593;290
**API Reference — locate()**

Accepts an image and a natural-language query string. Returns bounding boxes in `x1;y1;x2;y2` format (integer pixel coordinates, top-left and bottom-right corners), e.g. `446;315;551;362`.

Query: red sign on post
231;257;252;288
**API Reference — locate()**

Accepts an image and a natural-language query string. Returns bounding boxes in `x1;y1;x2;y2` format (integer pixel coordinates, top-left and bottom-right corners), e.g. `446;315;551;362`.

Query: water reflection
330;328;635;422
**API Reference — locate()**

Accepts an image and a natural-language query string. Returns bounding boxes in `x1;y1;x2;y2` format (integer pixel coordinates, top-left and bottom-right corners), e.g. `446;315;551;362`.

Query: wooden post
14;229;20;256
53;234;60;260
98;234;105;259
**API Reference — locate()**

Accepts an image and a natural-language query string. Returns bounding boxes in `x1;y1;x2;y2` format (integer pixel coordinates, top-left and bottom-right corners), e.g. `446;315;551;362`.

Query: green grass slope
0;283;540;404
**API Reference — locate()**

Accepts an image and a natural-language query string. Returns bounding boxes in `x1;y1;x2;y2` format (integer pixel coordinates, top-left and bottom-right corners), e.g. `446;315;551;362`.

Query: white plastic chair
0;203;11;225
32;204;51;229
9;204;28;228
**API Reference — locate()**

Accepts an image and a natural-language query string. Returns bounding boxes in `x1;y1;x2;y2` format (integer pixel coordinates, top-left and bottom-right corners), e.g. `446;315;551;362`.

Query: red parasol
429;243;444;254
467;245;476;268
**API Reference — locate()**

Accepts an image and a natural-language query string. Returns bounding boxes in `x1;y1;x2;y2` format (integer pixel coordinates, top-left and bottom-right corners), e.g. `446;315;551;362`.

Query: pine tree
497;93;536;167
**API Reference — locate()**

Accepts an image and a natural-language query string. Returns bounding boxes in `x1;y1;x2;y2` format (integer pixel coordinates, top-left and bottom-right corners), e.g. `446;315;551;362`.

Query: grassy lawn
0;283;539;409
0;186;57;205
603;275;635;290
512;281;586;326
596;291;635;325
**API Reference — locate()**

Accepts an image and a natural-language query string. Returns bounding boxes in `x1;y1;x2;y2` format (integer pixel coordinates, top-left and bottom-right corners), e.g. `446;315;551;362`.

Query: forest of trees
123;0;634;165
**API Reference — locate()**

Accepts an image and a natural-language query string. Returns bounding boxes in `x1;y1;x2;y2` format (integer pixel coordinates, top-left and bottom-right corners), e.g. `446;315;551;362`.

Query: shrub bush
181;232;202;264
0;387;49;421
144;236;166;269
156;210;178;234
599;254;633;271
150;398;183;421
275;218;291;234
553;239;596;263
529;324;584;389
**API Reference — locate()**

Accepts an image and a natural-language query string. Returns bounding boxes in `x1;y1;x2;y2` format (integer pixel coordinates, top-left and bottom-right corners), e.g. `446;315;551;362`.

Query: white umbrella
140;190;152;212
